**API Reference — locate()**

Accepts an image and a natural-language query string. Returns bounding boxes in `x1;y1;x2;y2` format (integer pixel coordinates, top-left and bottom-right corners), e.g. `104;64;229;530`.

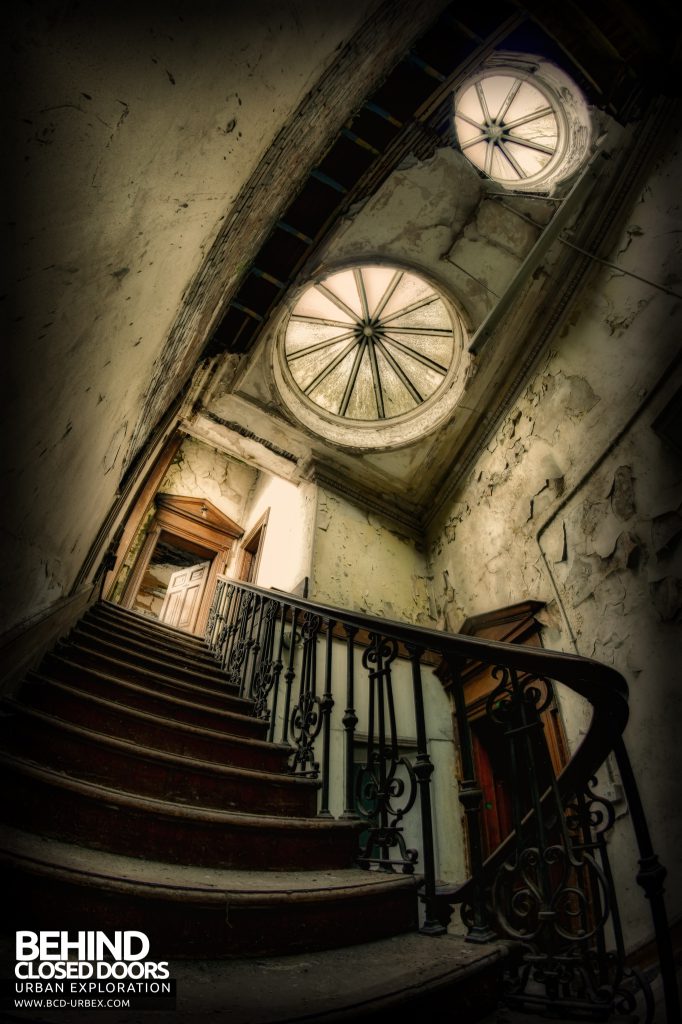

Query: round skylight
274;264;469;450
454;60;591;192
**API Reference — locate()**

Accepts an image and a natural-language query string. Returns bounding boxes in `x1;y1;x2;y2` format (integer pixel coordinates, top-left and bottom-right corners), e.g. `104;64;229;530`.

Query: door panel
159;561;210;632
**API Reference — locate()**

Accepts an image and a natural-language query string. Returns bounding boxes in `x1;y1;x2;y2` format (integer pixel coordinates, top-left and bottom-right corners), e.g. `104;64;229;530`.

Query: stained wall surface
3;2;377;634
426;130;682;946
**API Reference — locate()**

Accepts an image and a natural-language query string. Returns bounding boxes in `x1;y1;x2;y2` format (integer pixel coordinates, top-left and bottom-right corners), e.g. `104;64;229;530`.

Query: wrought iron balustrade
206;577;678;1024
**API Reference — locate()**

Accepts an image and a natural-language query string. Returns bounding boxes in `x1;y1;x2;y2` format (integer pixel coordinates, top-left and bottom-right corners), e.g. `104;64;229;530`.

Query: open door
159;561;210;632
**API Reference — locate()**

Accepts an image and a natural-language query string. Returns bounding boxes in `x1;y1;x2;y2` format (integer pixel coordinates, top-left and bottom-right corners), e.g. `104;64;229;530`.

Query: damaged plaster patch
649;576;682;621
544;370;600;419
652;509;682;557
609;465;636;521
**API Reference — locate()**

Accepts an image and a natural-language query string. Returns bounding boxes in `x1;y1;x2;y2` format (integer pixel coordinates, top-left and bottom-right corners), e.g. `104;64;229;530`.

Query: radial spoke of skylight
379;294;439;326
371;270;404;320
382;325;452;336
496;78;523;122
354;269;370;321
502;106;554;132
499;142;526;179
367;340;386;419
475;81;492;125
303;337;359;395
287;329;358;362
456;111;487;134
504;133;555;156
315;283;363;324
283;265;463;425
381;334;449;375
373;338;423;404
338;338;368;416
290;314;356;329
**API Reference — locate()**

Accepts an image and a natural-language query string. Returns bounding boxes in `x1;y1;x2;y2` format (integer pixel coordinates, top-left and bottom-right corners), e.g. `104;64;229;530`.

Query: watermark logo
4;931;176;1013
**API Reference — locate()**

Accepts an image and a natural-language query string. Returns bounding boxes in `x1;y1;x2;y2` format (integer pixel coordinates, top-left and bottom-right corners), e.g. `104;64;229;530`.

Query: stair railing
206;577;678;1024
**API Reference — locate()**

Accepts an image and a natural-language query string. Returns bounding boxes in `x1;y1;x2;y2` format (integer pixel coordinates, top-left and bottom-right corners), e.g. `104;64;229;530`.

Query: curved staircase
0;602;421;959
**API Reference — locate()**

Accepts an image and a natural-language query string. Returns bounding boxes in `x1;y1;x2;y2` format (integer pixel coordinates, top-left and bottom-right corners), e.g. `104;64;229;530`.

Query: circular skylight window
454;60;591;192
274;265;469;450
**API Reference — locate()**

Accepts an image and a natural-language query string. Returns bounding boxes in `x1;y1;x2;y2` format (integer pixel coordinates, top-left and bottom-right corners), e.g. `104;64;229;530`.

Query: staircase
2;592;676;1023
0;601;428;961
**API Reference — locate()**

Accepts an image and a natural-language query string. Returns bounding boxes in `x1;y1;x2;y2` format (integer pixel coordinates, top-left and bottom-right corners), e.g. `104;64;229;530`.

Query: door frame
119;494;243;634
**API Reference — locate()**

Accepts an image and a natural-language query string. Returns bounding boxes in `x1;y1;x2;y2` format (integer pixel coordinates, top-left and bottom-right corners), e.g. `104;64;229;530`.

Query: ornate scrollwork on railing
355;634;419;873
223;591;257;692
288;612;323;777
355;752;419;873
475;666;655;1022
250;599;282;720
203;578;675;1024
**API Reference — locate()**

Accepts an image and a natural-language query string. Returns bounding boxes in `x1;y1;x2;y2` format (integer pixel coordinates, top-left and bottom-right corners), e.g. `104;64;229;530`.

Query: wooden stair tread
16;674;286;752
76;618;227;672
64;630;234;692
0;752;358;830
41;654;255;718
98;601;210;641
2;699;315;789
1;826;417;900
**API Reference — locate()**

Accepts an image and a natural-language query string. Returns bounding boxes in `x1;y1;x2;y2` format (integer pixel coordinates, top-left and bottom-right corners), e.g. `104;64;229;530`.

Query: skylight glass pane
454;71;560;186
284;265;462;424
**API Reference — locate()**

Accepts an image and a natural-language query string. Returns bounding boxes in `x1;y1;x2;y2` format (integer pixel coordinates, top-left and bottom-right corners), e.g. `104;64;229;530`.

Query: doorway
117;494;244;635
132;534;214;631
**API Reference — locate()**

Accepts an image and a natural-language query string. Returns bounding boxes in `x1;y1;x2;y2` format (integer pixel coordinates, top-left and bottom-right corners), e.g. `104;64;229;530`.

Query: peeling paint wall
426;131;682;947
3;2;378;635
160;437;257;527
312;488;432;623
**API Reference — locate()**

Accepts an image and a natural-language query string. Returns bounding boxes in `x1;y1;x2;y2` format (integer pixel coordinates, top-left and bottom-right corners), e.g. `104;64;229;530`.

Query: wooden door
159;561;210;632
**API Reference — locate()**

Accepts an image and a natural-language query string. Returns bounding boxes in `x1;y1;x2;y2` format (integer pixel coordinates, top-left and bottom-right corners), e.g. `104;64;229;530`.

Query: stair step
86;600;224;654
95;602;211;648
1;827;419;958
12;675;288;772
30;660;267;738
0;754;362;870
0;702;317;816
78;615;226;674
44;649;259;721
66;626;232;692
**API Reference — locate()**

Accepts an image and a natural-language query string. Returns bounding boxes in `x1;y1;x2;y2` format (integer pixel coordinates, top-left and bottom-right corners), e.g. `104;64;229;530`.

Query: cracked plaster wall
159;436;257;527
426;129;682;947
3;2;377;635
312;488;432;623
320;144;543;329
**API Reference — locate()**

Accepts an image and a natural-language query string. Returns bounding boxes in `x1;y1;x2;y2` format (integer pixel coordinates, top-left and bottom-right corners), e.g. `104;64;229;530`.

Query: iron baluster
613;735;679;1024
341;623;359;819
247;594;268;700
268;599;287;742
222;585;244;672
319;618;336;817
217;582;237;662
239;593;260;699
356;634;418;873
251;599;281;721
281;606;299;745
406;642;446;936
289;612;323;777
